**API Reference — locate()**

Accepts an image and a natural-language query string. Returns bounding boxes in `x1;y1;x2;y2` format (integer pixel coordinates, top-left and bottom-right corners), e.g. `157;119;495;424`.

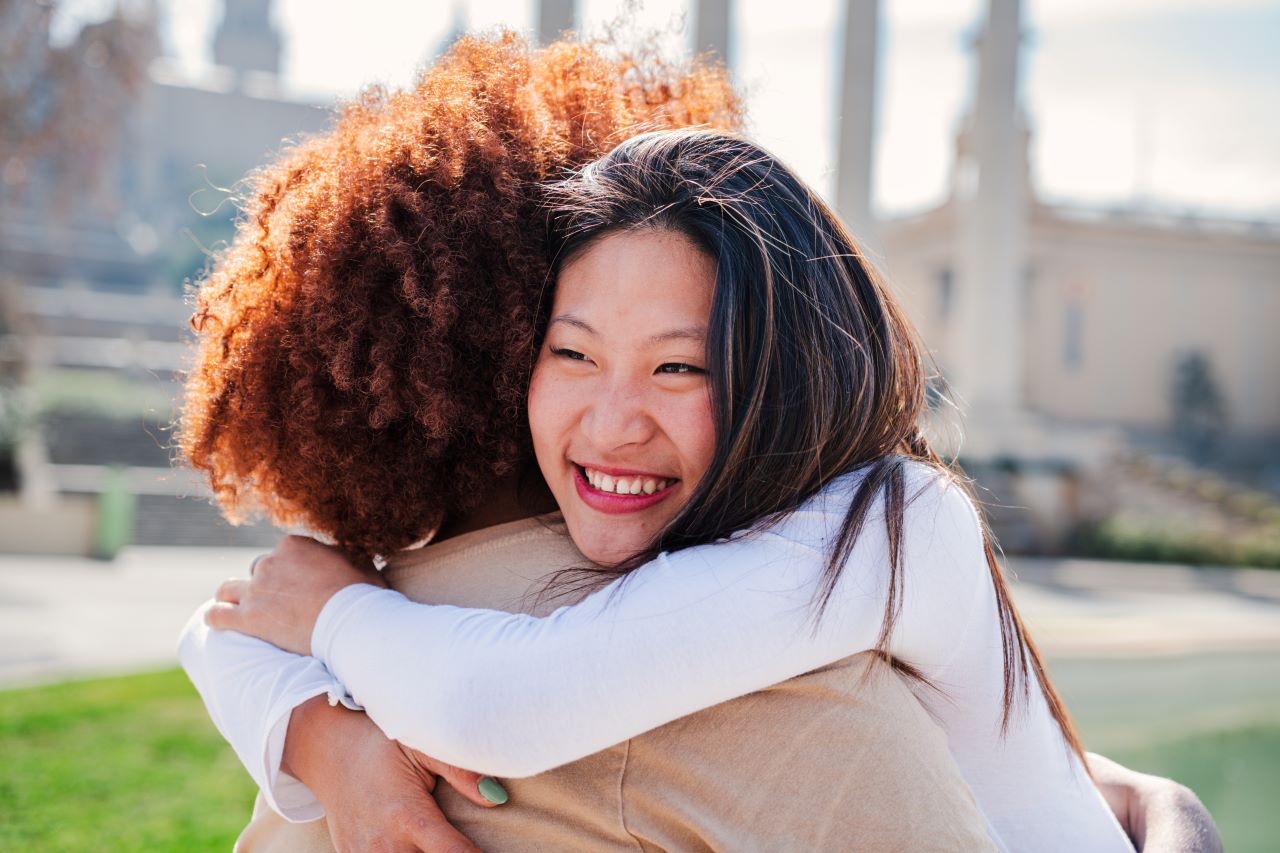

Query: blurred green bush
1074;517;1280;569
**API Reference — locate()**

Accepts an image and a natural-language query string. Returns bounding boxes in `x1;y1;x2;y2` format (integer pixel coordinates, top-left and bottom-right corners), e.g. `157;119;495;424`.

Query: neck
435;471;555;542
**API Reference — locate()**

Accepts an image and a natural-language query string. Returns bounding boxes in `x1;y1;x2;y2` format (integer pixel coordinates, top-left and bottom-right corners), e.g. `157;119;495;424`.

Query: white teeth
582;467;674;495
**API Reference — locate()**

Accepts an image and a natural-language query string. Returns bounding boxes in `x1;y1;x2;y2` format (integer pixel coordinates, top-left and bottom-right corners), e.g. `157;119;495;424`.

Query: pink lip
572;465;678;515
574;461;674;480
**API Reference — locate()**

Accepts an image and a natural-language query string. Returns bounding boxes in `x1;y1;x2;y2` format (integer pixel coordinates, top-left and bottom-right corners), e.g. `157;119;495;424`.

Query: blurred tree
1171;351;1227;464
0;0;158;211
0;0;158;492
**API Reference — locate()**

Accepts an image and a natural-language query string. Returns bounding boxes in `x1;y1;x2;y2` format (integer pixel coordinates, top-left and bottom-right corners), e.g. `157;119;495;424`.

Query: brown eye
550;347;591;363
657;362;704;375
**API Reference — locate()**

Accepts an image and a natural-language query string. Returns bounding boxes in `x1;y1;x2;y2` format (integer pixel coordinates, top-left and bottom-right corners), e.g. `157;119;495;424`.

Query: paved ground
2;547;1280;688
0;547;254;687
1010;557;1280;657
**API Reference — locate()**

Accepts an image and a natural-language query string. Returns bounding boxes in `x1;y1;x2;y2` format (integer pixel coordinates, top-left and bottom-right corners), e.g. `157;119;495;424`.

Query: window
936;267;953;319
1063;301;1083;370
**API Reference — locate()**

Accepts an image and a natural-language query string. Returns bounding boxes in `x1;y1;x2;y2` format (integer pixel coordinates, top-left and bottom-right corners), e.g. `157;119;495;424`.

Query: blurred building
875;0;1280;469
863;0;1280;550
0;0;332;549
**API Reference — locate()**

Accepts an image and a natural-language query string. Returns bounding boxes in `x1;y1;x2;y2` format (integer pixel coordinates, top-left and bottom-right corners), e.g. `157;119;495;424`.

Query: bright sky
59;0;1280;220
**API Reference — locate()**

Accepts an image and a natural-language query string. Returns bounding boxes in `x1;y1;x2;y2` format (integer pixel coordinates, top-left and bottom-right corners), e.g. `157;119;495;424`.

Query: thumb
402;791;485;853
410;750;508;809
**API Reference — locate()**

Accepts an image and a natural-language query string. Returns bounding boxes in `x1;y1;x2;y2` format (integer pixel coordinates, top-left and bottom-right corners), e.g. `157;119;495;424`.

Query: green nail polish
478;776;508;805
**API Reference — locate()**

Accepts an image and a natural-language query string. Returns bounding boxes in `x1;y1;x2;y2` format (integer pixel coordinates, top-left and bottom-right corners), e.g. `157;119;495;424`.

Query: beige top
236;516;996;852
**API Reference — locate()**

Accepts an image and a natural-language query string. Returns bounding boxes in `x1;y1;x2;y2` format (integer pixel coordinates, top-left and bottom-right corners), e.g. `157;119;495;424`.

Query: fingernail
478;777;508;805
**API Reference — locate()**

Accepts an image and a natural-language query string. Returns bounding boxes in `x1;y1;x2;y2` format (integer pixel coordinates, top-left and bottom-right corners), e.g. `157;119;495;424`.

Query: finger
204;601;243;631
215;578;248;604
397;794;483;853
249;553;268;576
418;755;506;808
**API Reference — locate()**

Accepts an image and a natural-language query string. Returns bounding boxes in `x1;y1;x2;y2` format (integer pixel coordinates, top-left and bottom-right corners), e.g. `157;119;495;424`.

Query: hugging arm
308;477;987;776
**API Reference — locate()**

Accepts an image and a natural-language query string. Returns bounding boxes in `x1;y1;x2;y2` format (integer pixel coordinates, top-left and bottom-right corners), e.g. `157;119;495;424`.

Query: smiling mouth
577;464;676;496
572;464;679;514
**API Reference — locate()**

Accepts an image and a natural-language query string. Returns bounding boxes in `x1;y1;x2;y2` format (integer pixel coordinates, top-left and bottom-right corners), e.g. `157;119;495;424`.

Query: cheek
527;362;571;464
675;392;717;484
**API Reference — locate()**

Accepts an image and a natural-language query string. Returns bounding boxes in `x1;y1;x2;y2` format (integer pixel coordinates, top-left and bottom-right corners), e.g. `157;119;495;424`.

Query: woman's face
528;229;717;565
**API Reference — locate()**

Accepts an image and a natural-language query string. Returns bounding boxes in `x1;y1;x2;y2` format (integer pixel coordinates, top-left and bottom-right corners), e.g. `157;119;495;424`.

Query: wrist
281;694;364;790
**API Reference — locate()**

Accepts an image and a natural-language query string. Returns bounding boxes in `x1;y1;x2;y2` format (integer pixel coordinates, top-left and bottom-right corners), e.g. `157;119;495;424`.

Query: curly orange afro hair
178;30;742;557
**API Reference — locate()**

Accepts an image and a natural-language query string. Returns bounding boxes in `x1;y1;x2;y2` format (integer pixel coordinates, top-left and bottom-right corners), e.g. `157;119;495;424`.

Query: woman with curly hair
179;31;1004;852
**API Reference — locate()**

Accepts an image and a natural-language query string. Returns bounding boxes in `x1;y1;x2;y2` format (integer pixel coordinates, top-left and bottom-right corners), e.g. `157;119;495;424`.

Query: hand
1088;752;1222;852
285;695;505;853
206;535;385;655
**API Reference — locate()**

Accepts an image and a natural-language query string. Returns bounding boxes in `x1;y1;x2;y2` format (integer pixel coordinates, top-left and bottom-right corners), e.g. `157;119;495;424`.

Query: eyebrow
549;313;707;347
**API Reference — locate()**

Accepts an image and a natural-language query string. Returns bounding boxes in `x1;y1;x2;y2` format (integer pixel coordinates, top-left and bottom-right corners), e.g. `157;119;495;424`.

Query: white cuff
261;683;363;822
175;599;365;824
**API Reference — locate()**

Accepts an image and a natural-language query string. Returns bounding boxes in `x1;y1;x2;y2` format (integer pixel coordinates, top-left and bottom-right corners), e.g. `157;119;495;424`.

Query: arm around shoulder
310;466;998;778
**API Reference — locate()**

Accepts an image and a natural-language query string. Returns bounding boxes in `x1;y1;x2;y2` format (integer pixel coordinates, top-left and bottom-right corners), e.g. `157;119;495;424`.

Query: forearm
281;695;363;797
177;600;350;820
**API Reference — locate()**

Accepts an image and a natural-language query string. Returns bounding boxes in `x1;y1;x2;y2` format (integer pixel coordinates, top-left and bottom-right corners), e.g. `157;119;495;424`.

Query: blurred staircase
42;412;280;547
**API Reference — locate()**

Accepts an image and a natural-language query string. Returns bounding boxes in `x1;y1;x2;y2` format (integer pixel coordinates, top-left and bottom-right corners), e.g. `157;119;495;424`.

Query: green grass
0;669;256;852
2;660;1277;850
1052;651;1280;853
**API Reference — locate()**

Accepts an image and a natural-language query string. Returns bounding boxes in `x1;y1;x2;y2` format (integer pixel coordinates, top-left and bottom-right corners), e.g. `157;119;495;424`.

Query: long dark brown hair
542;129;1083;759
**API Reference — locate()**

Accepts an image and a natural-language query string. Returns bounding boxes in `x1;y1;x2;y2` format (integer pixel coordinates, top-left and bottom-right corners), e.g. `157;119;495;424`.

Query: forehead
554;229;715;324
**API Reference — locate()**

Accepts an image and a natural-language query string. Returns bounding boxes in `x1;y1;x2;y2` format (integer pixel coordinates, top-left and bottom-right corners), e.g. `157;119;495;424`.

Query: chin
571;526;645;568
577;540;631;568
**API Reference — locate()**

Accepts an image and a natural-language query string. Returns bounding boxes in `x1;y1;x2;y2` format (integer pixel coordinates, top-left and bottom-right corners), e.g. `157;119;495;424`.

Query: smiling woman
531;230;717;564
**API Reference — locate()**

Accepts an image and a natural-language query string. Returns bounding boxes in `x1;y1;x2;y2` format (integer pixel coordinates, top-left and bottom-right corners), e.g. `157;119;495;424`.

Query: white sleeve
177;599;359;822
312;471;990;778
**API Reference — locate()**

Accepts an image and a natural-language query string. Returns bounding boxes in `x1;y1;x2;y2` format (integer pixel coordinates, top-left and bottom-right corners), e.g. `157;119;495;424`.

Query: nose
579;372;656;452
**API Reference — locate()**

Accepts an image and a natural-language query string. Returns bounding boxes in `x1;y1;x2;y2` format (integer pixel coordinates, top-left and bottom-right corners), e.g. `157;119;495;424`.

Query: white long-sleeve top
178;605;357;821
179;461;1132;851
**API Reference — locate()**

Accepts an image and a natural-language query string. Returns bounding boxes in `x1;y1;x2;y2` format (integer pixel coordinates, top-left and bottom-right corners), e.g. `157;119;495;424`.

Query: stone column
212;0;282;83
951;0;1029;449
835;0;880;253
693;0;733;68
538;0;576;45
